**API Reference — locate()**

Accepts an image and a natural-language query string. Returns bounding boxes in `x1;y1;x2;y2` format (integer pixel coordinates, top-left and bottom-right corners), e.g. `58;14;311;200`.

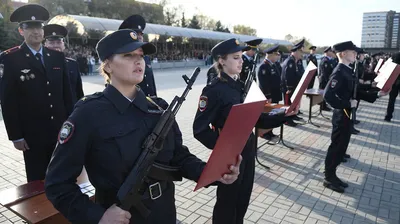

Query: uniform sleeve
357;89;378;103
323;74;351;109
169;122;206;182
62;56;73;115
74;62;84;100
284;61;297;91
0;56;23;140
192;87;220;149
256;113;288;129
257;64;271;98
45;104;106;224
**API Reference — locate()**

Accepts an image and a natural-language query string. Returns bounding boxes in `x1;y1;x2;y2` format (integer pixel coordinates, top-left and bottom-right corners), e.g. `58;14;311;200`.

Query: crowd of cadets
0;3;399;223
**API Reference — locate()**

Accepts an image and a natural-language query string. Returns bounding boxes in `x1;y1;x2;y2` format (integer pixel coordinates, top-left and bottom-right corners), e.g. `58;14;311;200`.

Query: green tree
197;14;216;30
214;20;224;32
188;15;201;29
181;12;186;27
0;0;22;50
233;25;257;36
284;34;293;42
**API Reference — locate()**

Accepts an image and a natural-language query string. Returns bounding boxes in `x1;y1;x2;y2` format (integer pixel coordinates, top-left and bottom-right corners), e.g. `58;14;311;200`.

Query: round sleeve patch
58;121;75;144
330;79;338;88
198;96;208;112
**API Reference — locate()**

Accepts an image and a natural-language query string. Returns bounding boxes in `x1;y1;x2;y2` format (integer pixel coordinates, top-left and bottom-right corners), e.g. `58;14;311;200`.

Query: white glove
378;91;389;97
350;100;358;108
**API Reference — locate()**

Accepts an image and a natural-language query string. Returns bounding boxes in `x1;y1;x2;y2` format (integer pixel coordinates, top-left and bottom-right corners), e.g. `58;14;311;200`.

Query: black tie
35;53;44;67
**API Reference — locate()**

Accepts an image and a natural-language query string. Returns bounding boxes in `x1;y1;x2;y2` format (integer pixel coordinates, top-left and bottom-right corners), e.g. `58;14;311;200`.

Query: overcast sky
17;0;400;46
141;0;400;46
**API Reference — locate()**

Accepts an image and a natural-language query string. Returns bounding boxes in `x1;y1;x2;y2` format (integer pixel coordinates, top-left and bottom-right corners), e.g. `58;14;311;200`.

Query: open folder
375;60;400;92
194;82;266;191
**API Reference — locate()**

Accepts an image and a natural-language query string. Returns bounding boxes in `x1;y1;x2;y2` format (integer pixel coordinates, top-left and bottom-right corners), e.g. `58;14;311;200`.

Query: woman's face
106;48;145;86
219;51;243;75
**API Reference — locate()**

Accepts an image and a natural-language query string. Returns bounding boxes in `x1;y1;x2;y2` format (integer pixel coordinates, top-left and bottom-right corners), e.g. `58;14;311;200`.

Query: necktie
35;53;45;67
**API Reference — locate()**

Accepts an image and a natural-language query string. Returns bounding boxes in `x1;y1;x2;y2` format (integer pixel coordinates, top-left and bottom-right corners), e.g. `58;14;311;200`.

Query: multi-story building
361;11;398;49
392;13;400;49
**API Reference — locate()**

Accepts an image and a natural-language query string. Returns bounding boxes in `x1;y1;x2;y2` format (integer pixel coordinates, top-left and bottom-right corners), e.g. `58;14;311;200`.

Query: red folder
194;82;266;191
375;61;400;92
287;62;317;114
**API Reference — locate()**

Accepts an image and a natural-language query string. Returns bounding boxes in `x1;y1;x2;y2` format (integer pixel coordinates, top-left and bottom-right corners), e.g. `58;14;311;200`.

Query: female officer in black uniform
45;29;241;224
193;38;294;224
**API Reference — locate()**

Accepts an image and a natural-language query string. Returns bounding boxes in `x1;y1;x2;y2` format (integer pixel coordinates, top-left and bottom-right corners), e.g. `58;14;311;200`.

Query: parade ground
0;66;399;224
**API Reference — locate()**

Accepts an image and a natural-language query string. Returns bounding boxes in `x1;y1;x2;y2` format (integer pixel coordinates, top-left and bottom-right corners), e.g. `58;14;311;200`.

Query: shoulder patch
198;96;208;112
58;121;75;144
330;79;338;88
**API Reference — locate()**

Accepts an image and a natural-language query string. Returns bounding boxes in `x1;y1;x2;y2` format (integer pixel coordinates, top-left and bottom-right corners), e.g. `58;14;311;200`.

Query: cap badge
235;39;239;45
138;25;141;29
52;32;56;36
130;32;137;40
31;16;36;20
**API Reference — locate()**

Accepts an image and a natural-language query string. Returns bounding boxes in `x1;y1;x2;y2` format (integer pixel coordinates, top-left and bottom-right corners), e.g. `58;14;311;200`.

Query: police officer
258;45;283;140
45;29;241;224
306;46;318;89
318;46;335;111
240;38;263;83
0;4;73;182
119;15;157;97
294;39;305;77
281;43;304;126
323;41;387;193
275;50;283;74
385;52;400;122
44;24;84;104
193;38;292;224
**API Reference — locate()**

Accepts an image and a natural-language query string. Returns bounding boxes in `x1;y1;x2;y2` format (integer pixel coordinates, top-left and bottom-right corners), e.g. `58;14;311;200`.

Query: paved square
0;68;399;224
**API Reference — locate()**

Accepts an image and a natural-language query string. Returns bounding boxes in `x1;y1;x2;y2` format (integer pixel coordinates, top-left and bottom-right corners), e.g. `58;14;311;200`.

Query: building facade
361;11;399;49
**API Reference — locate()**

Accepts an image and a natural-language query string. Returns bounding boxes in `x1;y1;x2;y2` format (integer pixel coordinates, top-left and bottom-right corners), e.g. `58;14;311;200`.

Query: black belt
147;162;182;182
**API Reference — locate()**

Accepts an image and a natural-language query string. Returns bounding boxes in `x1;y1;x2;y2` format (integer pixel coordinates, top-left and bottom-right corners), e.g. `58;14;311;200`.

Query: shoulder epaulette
78;92;103;104
1;46;21;56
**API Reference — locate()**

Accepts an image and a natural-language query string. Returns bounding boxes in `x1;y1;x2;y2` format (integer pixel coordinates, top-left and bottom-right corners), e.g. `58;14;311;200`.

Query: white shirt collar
27;44;43;56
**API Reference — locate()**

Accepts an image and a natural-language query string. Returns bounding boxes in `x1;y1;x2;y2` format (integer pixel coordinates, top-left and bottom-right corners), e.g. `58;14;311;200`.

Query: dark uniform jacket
324;63;378;111
281;55;299;93
297;59;305;76
240;54;254;83
45;85;206;224
258;59;282;102
306;54;318;68
139;56;157;97
0;43;73;144
318;56;334;89
193;72;288;150
66;57;84;104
